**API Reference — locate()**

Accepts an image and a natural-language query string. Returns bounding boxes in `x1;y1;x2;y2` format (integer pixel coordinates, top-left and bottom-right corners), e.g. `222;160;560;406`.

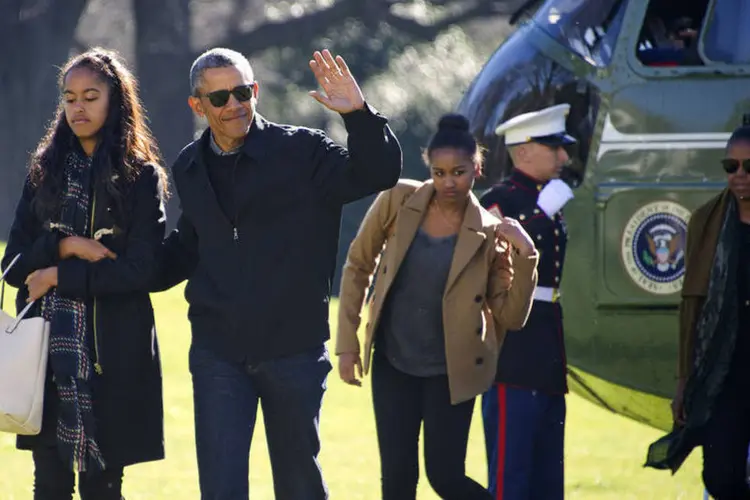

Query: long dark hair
29;47;169;221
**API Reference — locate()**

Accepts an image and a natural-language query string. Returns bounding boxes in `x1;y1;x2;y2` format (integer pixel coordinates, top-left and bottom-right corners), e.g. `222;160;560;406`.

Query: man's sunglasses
721;158;750;174
198;83;255;108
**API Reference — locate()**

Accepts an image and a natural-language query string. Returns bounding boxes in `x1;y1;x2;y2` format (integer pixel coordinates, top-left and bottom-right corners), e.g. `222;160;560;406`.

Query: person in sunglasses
645;124;750;498
152;47;402;499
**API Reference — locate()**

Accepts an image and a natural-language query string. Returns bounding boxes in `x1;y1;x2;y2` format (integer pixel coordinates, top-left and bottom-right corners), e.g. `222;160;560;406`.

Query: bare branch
385;1;514;41
193;0;512;62
205;0;360;57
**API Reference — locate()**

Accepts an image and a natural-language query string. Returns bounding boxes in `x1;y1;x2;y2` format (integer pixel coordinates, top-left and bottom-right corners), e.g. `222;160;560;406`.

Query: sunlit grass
0;243;704;499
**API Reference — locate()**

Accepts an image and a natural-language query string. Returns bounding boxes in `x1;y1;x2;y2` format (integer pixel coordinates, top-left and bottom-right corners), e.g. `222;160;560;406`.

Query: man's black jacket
154;104;402;364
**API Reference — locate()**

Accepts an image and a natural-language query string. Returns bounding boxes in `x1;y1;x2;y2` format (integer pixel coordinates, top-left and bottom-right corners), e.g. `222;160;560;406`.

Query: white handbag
0;254;51;435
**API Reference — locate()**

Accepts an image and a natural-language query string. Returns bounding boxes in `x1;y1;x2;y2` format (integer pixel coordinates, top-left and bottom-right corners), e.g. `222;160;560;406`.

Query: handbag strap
0;253;21;312
0;254;36;334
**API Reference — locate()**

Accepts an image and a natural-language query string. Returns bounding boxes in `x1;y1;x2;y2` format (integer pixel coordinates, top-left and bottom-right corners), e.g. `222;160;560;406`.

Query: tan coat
337;179;539;404
678;189;731;380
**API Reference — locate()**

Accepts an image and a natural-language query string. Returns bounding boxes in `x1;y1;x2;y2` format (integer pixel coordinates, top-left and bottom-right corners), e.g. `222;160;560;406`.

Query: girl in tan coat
336;114;539;499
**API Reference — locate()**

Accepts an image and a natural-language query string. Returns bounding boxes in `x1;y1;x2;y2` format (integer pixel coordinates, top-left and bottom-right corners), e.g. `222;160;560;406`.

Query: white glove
537;179;574;218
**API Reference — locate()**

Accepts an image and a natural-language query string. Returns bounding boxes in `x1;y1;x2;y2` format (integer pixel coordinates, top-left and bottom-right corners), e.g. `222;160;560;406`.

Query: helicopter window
700;0;750;64
532;0;627;67
636;0;710;66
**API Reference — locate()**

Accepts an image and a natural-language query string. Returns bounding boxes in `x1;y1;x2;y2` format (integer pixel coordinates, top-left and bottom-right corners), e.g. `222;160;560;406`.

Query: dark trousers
32;445;124;500
189;343;331;500
702;383;750;499
481;383;565;499
371;350;492;500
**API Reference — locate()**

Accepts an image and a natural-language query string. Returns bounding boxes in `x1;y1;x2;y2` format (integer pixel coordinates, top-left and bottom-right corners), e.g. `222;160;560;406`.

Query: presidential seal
621;201;691;295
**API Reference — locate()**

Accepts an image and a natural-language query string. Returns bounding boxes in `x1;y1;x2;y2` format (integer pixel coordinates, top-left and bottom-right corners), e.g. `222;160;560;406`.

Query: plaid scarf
40;150;106;473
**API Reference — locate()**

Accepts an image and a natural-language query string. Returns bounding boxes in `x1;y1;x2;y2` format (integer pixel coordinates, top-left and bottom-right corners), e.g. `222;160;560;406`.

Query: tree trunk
0;0;89;236
133;0;193;229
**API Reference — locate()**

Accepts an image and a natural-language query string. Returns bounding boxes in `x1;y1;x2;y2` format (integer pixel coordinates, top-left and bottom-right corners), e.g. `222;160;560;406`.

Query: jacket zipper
90;192;103;375
232;154;241;243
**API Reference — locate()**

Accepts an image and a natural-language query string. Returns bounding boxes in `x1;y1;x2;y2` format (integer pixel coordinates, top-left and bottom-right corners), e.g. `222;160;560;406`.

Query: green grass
0;249;705;498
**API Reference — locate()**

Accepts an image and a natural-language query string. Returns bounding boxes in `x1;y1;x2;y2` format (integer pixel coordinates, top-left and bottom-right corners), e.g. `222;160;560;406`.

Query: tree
0;0;518;273
0;0;89;235
134;0;193;224
199;0;514;63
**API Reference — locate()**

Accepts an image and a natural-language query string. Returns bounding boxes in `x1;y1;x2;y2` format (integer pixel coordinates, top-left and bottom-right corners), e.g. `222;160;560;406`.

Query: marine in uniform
479;104;576;500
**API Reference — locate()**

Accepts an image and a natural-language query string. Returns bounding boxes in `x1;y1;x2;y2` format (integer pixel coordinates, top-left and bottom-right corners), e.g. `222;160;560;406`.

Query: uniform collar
510;169;547;194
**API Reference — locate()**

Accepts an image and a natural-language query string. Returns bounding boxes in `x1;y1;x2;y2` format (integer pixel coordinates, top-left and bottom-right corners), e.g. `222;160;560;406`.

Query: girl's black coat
1;164;166;467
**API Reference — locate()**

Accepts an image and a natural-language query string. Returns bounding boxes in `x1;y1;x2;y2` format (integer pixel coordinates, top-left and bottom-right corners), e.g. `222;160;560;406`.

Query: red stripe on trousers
496;383;507;500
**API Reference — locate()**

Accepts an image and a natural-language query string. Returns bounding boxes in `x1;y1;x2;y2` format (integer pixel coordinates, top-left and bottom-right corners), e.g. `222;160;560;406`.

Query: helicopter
457;0;750;432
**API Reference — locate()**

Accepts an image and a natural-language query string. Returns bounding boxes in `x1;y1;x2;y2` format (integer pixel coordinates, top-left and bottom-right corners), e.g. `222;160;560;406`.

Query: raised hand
308;49;365;114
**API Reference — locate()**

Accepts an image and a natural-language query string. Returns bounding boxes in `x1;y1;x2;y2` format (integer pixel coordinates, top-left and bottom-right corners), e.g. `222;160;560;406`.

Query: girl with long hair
1;47;168;500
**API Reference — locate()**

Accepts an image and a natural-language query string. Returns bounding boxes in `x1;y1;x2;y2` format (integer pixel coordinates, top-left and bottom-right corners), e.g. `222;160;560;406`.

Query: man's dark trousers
189;343;332;500
481;384;565;500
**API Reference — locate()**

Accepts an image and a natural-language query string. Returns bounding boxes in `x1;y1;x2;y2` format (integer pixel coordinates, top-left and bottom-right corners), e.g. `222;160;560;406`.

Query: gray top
377;227;458;377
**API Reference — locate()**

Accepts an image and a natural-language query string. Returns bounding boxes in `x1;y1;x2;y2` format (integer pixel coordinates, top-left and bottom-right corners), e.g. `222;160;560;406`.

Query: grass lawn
0;246;705;498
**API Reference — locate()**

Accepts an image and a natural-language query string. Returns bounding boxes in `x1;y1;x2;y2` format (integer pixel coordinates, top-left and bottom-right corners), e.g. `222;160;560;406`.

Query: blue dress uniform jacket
480;169;568;395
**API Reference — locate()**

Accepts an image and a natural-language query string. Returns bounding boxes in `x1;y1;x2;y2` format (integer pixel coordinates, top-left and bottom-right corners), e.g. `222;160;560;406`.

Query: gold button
533;208;540;214
554;276;560;283
746;300;750;307
520;214;526;221
555;245;560;251
555;262;560;268
554;229;560;236
537;235;542;241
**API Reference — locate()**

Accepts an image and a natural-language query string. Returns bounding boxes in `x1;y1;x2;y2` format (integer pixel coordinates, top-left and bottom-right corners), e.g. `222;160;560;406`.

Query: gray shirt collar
209;132;242;156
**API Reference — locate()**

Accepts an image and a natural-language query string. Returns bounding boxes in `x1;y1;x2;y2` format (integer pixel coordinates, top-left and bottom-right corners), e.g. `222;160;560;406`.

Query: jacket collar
389;180;489;295
186;113;270;170
682;188;732;296
402;180;485;231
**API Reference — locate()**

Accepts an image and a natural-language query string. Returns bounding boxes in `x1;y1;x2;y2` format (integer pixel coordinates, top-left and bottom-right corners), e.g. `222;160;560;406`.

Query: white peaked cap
494;103;576;146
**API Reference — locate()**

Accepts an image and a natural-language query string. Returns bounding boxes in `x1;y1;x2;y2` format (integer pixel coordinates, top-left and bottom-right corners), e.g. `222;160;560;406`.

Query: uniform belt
533;286;560;303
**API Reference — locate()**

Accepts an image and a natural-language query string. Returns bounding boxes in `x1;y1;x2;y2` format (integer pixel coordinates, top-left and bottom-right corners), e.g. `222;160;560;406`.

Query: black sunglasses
721;158;750;174
198;83;255;108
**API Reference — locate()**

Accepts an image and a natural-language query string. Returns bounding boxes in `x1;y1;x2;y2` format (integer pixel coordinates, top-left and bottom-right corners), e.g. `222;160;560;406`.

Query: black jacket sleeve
481;184;527;220
55;165;167;299
1;178;61;289
310;103;402;206
149;212;199;293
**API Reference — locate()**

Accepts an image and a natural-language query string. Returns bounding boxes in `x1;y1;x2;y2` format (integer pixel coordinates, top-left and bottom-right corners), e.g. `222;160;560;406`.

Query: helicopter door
595;0;750;307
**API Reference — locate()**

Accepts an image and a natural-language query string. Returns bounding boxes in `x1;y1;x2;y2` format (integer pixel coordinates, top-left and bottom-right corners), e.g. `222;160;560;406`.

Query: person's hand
308;50;365;114
338;352;363;387
25;267;58;302
496;218;535;257
59;236;116;262
492;234;514;290
671;377;687;426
